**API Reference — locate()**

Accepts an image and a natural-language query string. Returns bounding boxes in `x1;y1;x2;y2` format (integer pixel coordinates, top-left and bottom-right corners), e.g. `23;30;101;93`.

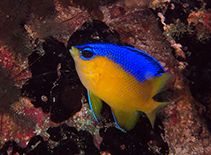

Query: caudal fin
145;96;182;128
150;73;176;97
144;100;171;128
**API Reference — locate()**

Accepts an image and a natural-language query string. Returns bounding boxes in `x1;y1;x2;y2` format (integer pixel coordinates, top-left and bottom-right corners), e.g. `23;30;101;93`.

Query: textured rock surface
0;0;211;154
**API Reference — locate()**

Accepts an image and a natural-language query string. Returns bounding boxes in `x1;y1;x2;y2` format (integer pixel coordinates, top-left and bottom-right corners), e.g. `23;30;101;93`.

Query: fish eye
79;47;95;60
82;50;94;59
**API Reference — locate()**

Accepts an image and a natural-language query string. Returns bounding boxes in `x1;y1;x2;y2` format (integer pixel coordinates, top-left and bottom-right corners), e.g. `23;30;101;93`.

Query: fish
69;43;175;130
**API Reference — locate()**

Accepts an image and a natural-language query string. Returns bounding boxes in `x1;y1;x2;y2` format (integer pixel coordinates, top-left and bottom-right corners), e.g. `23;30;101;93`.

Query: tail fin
150;73;176;97
145;97;182;128
144;100;171;128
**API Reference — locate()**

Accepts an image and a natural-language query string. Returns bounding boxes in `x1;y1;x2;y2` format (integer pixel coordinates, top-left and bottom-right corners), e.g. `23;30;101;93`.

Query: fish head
69;44;106;88
69;45;104;73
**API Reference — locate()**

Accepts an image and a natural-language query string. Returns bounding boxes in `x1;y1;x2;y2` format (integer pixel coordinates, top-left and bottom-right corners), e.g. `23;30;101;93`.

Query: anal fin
87;90;103;122
111;108;140;131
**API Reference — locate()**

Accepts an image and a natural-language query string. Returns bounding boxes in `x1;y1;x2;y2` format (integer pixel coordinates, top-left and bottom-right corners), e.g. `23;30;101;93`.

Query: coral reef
0;0;211;154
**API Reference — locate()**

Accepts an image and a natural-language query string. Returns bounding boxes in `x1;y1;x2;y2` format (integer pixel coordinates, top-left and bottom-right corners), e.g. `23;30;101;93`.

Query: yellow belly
77;56;154;112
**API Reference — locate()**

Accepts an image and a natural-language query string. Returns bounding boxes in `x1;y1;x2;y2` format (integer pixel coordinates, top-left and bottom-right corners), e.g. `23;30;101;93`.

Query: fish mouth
69;46;80;57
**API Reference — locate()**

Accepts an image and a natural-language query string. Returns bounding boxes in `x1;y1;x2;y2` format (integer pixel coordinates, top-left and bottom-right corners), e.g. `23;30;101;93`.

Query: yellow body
71;47;174;130
76;56;155;111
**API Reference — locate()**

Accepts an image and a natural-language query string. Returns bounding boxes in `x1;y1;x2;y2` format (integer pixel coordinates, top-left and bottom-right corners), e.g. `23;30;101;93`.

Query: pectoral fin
111;108;140;131
87;90;103;122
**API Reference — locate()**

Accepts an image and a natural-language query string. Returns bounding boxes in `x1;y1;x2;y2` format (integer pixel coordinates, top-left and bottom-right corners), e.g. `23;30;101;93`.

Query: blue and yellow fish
69;43;175;130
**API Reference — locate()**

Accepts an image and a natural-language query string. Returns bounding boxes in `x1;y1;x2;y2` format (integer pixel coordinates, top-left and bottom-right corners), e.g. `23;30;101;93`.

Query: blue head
71;43;166;83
